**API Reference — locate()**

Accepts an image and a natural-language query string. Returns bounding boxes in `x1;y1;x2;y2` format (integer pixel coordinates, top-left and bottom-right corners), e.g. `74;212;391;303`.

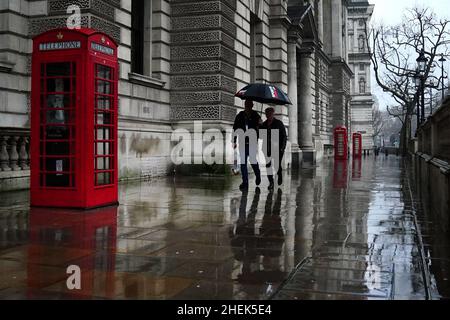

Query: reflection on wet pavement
0;156;447;299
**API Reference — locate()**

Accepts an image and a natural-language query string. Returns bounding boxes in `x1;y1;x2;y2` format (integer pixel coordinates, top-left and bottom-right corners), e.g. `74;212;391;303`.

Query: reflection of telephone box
334;126;348;160
352;158;362;181
333;160;348;189
352;133;362;158
27;206;117;298
31;28;118;208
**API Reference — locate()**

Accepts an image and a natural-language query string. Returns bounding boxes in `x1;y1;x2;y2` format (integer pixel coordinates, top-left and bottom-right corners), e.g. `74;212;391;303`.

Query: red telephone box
334;126;348;160
352;133;362;158
31;28;118;208
27;206;117;298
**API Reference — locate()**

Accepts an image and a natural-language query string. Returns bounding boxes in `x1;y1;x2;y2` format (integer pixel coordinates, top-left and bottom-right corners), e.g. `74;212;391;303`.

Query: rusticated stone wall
170;0;238;123
30;0;121;43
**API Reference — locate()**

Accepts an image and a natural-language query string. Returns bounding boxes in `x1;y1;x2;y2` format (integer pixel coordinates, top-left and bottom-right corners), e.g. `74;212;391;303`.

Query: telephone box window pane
97;80;111;94
96;96;111;109
47;78;71;93
46;109;71;124
96;172;111;185
46;63;71;76
96;157;111;170
96;142;111;156
97;65;112;79
97;112;112;125
96;127;110;140
45;126;71;140
45;158;71;172
45;141;70;155
46;174;70;187
46;93;73;107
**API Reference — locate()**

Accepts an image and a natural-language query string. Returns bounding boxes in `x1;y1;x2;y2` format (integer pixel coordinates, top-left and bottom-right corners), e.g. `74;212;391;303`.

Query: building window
358;35;365;52
131;0;152;75
359;77;366;94
359;19;365;27
359;63;365;71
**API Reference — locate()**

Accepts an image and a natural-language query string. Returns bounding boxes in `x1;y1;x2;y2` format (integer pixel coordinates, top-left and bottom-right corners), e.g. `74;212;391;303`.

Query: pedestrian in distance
233;99;262;191
260;107;287;190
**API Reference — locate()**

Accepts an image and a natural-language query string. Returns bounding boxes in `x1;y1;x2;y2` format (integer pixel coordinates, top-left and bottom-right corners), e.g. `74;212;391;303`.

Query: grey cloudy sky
369;0;450;109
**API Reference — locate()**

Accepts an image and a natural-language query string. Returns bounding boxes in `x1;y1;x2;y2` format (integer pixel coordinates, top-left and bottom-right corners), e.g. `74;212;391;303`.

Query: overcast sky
369;0;449;109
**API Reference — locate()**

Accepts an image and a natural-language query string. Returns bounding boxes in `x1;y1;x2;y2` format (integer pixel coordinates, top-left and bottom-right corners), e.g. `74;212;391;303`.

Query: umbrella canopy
235;83;292;105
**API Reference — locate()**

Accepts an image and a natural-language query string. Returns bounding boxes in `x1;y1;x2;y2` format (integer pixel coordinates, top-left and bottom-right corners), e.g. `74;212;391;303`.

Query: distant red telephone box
31;28;118;208
334;126;348;160
352;133;362;158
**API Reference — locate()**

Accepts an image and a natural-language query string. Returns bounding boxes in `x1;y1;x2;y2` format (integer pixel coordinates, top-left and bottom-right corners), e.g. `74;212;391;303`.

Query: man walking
260;107;287;190
233;99;262;190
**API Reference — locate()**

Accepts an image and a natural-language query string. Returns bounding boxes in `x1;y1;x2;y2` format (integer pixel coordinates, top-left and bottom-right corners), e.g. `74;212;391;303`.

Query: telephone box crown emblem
57;32;64;40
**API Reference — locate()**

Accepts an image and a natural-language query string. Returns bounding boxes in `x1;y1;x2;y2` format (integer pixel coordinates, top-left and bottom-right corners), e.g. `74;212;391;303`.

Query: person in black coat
260;107;287;190
233;100;262;190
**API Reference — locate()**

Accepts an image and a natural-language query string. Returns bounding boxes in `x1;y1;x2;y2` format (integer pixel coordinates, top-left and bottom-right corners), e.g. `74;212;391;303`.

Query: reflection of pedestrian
260;108;287;190
229;188;260;265
259;189;284;258
229;188;285;286
233;100;262;190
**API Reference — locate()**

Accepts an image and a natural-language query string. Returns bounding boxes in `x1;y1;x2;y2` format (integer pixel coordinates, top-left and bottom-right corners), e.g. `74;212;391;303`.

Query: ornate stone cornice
269;15;292;29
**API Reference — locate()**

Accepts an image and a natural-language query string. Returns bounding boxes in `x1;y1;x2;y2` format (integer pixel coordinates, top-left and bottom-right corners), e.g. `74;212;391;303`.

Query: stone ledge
416;153;450;176
128;73;166;89
0;170;30;179
0;170;30;192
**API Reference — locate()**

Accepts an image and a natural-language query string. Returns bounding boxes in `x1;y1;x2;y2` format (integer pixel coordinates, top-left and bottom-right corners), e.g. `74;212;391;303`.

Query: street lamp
439;53;447;102
416;49;428;123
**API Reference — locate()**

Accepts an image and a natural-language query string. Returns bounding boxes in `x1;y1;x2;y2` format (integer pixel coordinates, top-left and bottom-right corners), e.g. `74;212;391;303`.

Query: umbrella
235;83;292;105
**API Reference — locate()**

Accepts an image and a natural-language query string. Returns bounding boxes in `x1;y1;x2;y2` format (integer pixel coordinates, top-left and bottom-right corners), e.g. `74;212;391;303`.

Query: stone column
288;37;301;170
331;0;343;57
298;50;316;165
317;0;324;43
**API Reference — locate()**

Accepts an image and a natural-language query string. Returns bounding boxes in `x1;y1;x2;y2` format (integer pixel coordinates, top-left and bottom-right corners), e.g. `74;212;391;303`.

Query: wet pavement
0;156;448;300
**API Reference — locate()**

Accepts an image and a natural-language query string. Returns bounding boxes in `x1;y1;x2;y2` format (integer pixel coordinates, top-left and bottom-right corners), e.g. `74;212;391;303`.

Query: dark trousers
240;144;261;185
266;149;284;183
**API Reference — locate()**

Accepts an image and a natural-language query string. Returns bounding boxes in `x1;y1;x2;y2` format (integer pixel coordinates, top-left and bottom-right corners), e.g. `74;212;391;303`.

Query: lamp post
439;53;447;102
414;70;421;133
429;80;436;116
416;49;428;123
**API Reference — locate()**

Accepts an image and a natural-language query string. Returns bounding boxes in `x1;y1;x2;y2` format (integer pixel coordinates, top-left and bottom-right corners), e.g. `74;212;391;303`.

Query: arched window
358;35;365;52
359;77;366;94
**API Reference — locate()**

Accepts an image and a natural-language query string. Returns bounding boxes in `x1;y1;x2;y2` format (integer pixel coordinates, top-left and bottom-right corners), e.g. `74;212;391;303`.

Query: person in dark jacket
233;100;262;190
260;107;287;189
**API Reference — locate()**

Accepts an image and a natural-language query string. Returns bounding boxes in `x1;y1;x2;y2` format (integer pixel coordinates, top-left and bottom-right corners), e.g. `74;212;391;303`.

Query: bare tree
366;7;450;154
372;105;384;143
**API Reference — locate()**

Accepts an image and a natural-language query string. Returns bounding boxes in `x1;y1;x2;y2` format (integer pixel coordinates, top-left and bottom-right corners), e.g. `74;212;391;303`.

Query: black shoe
255;175;261;186
278;174;283;185
268;181;274;190
239;183;249;191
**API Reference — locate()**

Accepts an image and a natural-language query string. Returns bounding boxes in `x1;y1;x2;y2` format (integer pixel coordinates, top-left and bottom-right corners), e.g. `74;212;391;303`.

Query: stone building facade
0;0;373;191
347;0;374;150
